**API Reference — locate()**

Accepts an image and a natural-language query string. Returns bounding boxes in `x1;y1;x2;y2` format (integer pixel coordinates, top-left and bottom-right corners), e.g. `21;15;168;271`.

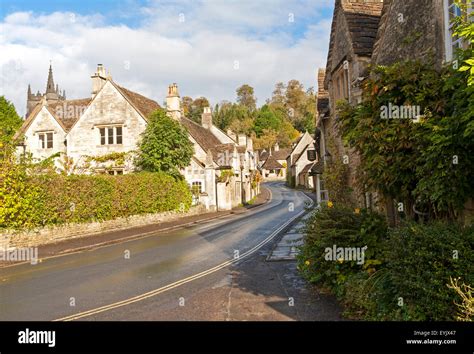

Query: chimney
247;137;253;152
166;83;182;120
201;107;212;129
91;64;108;98
274;142;279;151
237;134;247;147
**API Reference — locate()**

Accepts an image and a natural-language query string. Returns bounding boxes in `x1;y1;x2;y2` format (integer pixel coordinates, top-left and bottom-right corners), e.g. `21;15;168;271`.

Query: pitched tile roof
210;143;236;166
179;117;223;151
272;148;291;161
259;150;269;161
14;103;44;140
342;1;383;57
115;84;161;120
47;98;92;131
325;0;383;87
344;11;382;56
300;162;315;174
262;155;284;170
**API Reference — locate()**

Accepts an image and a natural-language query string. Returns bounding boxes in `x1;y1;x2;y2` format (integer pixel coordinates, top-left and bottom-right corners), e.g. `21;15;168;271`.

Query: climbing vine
337;56;474;220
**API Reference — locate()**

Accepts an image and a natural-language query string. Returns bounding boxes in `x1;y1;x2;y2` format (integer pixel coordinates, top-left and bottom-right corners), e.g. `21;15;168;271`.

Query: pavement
0;182;341;321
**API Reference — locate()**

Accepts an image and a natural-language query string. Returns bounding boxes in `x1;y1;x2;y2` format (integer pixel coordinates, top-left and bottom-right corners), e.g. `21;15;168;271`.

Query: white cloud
0;2;332;117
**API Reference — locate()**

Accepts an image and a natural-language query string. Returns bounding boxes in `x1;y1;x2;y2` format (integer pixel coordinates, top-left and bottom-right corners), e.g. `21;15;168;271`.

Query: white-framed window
99;126;123;145
38;132;53;149
444;0;473;61
107;169;124;176
191;181;202;195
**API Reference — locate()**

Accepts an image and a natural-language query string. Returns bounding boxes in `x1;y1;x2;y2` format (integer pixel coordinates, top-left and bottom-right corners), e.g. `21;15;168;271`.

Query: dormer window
99;126;123;145
38;132;53;149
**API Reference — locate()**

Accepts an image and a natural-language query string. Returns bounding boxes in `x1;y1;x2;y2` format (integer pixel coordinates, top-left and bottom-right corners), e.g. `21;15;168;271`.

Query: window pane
100;128;106;145
116;170;123;175
39;134;45;149
116;127;123;144
108;127;114;144
47;133;53;148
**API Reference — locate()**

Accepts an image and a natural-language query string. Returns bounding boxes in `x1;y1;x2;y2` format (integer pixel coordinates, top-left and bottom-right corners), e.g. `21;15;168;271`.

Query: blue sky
0;0;334;116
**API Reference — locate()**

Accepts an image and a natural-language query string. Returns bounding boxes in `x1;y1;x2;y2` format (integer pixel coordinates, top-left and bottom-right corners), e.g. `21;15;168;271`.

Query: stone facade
258;143;291;180
371;0;446;67
317;0;469;213
320;0;384;207
286;132;316;189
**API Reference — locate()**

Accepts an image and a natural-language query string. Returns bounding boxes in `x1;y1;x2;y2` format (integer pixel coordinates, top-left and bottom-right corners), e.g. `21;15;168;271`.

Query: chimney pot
201;106;212;129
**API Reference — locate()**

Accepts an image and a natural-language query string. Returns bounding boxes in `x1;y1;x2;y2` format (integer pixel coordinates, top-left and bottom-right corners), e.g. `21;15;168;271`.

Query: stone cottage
320;0;384;206
318;0;472;214
286;131;317;189
15;64;258;211
258;143;291;180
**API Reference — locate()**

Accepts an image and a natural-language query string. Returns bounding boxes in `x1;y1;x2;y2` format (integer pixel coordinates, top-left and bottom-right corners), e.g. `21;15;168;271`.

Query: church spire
46;63;55;94
27;84;31;97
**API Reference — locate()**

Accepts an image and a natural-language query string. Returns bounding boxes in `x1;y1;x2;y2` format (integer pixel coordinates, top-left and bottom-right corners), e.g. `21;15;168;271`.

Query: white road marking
54;189;313;321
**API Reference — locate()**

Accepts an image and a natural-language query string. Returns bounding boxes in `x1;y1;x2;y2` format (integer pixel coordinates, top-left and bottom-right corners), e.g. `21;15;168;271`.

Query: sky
0;0;334;117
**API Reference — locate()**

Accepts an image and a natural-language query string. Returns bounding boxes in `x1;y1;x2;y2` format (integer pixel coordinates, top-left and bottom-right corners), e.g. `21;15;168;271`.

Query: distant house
258;143;290;180
286;131;316;189
15;64;259;211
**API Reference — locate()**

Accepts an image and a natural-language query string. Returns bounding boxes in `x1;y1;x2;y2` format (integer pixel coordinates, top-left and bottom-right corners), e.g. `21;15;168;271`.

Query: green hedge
298;202;474;321
298;203;387;298
0;165;192;229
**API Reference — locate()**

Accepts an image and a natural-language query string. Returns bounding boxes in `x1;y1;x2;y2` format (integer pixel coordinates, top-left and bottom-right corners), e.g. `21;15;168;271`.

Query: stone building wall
372;0;446;67
23;107;67;161
66;81;147;171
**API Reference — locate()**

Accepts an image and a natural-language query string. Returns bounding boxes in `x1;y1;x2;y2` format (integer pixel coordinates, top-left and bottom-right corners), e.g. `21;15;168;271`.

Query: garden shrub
0;166;192;230
298;203;474;321
298;202;387;297
373;222;474;320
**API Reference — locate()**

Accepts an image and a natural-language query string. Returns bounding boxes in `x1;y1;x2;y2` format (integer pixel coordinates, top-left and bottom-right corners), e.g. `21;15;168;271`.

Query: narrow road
0;182;341;321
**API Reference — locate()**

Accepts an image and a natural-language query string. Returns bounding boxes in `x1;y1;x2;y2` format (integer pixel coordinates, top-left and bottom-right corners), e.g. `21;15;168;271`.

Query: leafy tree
0;96;22;146
137;109;193;178
278;119;300;148
253;129;278;150
270;82;286;107
182;96;193;116
213;101;254;132
236;84;257;111
187;97;210;123
253;104;282;136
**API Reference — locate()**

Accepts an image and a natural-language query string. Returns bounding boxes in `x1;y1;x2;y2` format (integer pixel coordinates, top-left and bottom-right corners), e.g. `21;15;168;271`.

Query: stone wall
0;205;207;249
372;0;445;67
23;107;67;162
66;81;147;171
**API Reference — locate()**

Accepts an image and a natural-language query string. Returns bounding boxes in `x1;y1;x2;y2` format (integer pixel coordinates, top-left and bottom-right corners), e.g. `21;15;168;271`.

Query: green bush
298;204;474;321
0;157;44;228
373;222;474;320
0;165;192;229
298;202;387;297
